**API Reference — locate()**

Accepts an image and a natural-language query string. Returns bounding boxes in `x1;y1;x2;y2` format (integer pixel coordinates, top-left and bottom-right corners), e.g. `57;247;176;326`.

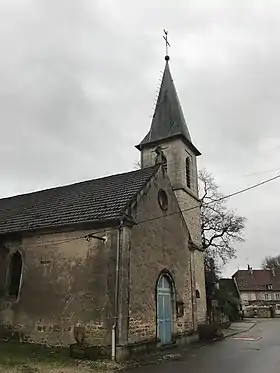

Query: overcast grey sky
1;0;280;276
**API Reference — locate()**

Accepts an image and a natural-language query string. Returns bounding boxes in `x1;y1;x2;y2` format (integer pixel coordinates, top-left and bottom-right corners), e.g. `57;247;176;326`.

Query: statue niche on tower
155;145;167;173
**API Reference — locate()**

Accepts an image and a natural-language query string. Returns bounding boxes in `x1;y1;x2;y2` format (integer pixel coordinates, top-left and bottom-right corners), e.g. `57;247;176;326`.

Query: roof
219;278;240;298
0;165;159;235
233;269;280;291
136;57;201;155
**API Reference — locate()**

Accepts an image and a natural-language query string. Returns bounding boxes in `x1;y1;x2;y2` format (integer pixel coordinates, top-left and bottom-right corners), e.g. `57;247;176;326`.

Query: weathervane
163;29;170;59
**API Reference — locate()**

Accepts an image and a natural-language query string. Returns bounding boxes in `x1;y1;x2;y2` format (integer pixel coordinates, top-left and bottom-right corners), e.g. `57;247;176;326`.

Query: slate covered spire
136;56;200;156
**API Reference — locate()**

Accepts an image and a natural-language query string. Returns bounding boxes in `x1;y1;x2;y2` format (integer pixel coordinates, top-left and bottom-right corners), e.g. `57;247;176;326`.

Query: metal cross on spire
163;29;170;60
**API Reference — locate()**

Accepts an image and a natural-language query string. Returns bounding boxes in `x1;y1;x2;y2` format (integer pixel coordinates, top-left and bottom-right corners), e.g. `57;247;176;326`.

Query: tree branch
199;168;246;267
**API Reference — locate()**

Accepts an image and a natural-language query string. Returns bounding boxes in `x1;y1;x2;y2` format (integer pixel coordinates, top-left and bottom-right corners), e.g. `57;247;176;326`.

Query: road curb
222;321;257;339
123;322;258;371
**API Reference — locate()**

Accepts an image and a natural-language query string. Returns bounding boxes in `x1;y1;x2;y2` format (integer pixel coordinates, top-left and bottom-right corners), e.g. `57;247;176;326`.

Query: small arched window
8;251;23;298
186;157;191;188
196;289;200;299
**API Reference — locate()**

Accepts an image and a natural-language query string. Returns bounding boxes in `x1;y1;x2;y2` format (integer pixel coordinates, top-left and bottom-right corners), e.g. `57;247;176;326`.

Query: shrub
198;323;221;341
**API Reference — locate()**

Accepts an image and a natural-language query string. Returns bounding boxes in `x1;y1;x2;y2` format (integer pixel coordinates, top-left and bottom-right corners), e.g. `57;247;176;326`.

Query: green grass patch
0;342;123;372
0;341;71;367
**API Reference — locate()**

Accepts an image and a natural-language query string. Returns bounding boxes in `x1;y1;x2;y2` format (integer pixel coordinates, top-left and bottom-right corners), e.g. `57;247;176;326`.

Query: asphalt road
133;319;280;373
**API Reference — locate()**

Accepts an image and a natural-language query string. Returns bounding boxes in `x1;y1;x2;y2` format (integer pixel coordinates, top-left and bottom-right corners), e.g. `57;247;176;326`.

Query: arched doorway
156;274;173;344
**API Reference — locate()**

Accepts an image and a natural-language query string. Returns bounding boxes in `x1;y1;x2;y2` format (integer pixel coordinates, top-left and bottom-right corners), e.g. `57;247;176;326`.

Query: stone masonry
0;227;118;346
140;137;207;325
127;168;195;344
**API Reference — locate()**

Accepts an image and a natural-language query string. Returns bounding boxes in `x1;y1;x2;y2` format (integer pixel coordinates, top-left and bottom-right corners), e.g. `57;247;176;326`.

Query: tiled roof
219;278;240;298
0;165;159;235
233;269;280;291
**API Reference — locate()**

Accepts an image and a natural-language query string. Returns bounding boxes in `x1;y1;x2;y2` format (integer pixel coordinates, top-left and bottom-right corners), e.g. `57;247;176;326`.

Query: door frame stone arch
155;270;176;344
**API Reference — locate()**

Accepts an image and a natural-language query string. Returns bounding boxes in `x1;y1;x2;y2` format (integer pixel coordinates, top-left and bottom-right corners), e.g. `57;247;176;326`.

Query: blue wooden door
157;275;172;344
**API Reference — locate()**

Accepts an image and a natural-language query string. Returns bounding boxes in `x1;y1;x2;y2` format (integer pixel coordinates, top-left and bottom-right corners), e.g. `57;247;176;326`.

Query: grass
0;340;191;372
0;341;121;373
0;342;70;367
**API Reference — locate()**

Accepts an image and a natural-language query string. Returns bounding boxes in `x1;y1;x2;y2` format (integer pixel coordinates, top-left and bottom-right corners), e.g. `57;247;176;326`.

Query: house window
264;294;269;300
267;284;273;290
251;293;256;301
276;293;280;300
271;293;275;300
196;290;200;299
186;158;191;188
7;251;23;298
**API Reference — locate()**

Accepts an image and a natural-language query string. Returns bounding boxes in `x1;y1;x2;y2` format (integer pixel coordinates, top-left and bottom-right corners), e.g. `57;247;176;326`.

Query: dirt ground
2;363;116;373
0;340;183;372
0;342;121;373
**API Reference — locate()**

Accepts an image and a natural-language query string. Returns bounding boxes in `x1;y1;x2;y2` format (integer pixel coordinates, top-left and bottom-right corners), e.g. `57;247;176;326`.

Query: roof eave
120;164;160;216
135;134;201;156
0;218;122;237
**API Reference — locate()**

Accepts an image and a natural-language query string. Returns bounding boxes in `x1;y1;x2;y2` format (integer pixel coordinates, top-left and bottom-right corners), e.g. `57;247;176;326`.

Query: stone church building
0;54;206;359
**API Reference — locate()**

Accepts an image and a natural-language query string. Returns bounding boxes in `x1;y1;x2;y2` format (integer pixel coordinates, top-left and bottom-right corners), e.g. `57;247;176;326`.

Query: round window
158;189;168;211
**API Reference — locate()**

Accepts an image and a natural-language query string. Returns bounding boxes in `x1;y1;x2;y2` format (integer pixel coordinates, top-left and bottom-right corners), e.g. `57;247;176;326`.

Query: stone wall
0;227;117;346
244;306;271;318
174;182;206;325
128;169;194;344
140;138;207;325
193;250;207;323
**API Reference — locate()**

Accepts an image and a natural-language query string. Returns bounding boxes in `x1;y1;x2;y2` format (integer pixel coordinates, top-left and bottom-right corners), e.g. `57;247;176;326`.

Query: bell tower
135;53;201;202
136;46;206;323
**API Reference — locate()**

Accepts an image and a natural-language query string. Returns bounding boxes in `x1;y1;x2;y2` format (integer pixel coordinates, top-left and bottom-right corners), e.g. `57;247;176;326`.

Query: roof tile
233;269;280;291
0;165;158;235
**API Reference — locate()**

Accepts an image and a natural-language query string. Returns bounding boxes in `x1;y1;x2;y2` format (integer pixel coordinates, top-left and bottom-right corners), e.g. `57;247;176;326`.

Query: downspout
189;249;195;330
112;221;122;361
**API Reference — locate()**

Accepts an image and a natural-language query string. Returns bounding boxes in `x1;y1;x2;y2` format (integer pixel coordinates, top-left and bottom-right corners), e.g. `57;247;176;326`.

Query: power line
25;230;110;249
19;172;280;247
137;172;280;225
216;173;280;203
27;235;85;248
242;167;280;177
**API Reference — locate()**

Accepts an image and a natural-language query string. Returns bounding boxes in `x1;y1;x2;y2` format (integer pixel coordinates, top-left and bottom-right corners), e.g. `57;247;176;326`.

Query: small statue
155;146;167;173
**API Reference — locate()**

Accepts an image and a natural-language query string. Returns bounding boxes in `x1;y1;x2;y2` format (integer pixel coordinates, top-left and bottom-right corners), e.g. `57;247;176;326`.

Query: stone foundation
116;330;198;361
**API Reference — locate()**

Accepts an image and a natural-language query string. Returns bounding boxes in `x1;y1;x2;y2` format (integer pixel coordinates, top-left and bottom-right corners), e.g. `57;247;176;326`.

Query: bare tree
199;169;246;267
200;169;246;322
262;255;280;271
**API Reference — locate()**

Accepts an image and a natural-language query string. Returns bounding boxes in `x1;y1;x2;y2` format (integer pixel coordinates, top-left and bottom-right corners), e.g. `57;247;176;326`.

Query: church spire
136;38;200;156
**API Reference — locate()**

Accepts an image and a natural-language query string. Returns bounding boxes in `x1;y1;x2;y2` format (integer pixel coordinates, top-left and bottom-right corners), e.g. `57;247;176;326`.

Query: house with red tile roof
233;266;280;306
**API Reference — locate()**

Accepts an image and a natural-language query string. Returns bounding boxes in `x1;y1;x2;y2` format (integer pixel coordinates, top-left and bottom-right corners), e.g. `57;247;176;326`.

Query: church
0;52;206;360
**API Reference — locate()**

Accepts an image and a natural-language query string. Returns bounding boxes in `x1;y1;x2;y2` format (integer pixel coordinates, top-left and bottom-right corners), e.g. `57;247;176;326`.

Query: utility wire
25;231;110;249
242;167;280;177
22;172;280;248
216;173;280;203
137;172;280;225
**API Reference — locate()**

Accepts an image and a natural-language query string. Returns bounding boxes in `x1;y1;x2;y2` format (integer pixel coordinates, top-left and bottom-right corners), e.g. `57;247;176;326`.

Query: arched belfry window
186;157;191;188
8;251;23;298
